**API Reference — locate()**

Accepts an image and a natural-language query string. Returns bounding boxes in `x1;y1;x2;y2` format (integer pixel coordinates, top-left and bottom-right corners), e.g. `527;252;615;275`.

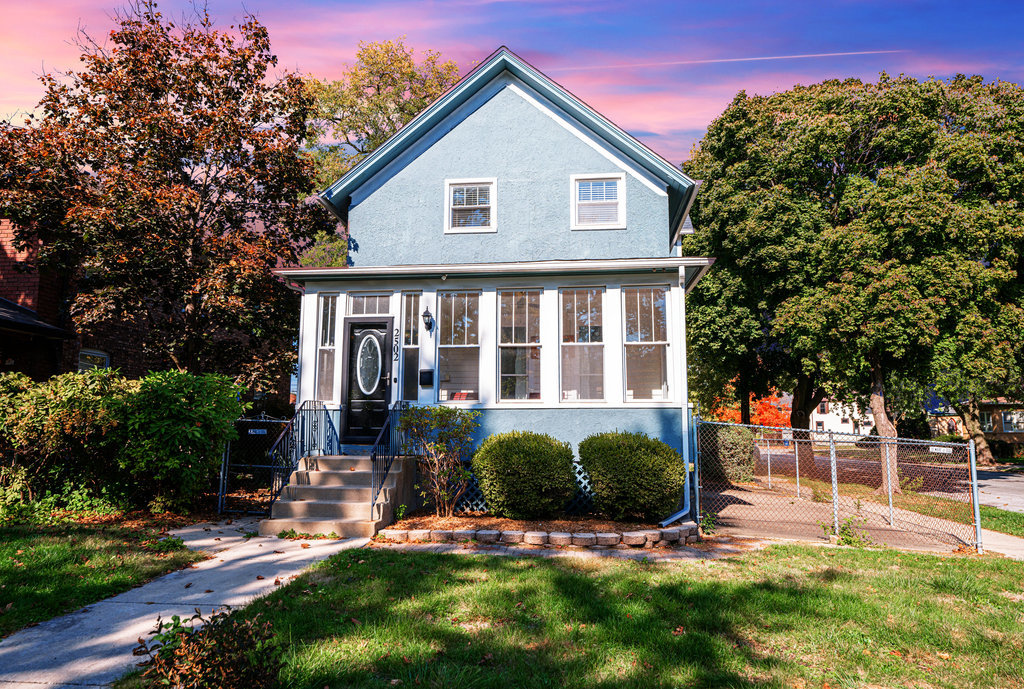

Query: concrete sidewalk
981;528;1024;560
0;517;366;688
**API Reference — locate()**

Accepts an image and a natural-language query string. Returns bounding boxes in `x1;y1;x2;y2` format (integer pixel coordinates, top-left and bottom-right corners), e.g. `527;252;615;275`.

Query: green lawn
788;475;1024;540
0;521;204;637
185;545;1024;689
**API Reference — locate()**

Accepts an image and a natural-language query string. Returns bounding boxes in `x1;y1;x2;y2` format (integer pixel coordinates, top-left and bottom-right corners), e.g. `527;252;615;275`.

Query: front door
343;320;392;442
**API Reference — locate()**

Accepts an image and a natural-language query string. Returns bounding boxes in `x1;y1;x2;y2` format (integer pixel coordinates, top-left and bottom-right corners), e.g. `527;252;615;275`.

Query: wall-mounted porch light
422;306;434;333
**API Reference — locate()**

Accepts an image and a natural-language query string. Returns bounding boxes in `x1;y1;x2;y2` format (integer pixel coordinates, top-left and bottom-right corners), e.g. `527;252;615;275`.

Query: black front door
343;320;392;442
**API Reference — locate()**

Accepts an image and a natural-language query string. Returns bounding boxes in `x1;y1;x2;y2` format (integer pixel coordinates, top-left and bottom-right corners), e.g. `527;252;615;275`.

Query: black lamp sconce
421;306;434;333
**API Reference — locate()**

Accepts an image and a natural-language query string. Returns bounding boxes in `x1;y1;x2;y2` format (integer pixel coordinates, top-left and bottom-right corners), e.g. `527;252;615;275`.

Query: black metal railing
369;401;410;520
267;400;340;511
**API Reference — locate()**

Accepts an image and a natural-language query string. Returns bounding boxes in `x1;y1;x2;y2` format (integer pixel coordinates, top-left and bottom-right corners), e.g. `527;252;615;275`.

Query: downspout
660;273;693;527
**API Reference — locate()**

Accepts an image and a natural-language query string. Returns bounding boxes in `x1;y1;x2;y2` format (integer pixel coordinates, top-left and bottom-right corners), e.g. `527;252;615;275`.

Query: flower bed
377;522;700;549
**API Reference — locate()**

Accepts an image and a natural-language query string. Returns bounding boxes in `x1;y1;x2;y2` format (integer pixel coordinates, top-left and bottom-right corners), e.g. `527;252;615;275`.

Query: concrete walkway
981;528;1024;560
977;469;1024;514
0;517;366;688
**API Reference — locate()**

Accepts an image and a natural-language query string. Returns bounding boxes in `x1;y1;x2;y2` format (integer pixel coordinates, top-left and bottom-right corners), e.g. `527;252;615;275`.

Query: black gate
217;415;289;515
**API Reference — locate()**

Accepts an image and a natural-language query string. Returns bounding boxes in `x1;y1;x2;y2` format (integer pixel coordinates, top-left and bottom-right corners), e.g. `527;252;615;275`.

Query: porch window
560;288;603;401
1003;411;1024;433
499;289;541;401
980;411;993;433
572;174;624;229
401;292;420;402
348;293;391;315
446;179;495;233
623;286;668;401
438;291;480;401
316;294;337;401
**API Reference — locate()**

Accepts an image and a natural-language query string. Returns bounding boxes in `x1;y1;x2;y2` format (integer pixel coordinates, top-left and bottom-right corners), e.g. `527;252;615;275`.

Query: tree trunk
954;396;995;466
868;356;901;495
790;374;826;479
740;389;751;426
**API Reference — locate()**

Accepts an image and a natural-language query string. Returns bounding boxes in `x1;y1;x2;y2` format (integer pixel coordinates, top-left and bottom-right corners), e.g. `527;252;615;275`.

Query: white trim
444;177;497;234
570;172;626;231
278;256;712;281
557;286;606;403
505;81;667;197
621;284;673;404
495;287;544;403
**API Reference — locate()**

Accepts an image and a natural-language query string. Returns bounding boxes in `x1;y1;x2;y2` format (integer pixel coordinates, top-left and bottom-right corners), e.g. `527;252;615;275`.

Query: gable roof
318;46;698;245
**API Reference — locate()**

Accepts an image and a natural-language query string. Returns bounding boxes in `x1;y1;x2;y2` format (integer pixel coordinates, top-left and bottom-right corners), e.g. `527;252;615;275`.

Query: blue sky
2;0;1022;162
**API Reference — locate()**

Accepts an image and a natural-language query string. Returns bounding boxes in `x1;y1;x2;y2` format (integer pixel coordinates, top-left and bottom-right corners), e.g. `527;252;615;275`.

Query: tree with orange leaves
0;2;334;390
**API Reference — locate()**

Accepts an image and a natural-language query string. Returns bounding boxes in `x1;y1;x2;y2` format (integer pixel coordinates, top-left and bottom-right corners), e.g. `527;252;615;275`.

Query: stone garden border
377;523;701;550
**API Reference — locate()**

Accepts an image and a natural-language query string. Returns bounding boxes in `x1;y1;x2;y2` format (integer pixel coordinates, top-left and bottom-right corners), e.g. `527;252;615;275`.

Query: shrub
0;369;132;494
702;425;759;483
399;406;479;517
134;609;282;688
931;433;963;444
116;371;246;511
577;431;685;522
472;431;575;518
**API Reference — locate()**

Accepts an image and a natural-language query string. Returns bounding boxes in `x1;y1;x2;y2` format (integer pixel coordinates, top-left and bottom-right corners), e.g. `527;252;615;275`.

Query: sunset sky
2;0;1022;163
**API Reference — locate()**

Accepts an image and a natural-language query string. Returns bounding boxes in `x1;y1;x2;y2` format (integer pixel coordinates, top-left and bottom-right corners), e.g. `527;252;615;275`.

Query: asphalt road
976;470;1024;514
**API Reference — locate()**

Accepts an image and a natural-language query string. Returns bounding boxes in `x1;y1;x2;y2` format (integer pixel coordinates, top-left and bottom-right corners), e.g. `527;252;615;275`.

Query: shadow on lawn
253;549;858;689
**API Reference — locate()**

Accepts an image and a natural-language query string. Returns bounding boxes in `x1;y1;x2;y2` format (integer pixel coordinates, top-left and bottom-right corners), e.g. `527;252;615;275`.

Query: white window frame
436;290;482;403
621;284;671;403
980;411;994;433
400;292;421;402
1002;410;1024;433
78;349;110;371
315;293;338;402
570;173;626;231
497;288;543;403
444;178;497;234
558;287;605;403
347;292;393;315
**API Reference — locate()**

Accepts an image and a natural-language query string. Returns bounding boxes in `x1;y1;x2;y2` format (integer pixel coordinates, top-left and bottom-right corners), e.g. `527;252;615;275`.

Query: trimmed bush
578;431;685;522
702;425;759;483
471;431;575;519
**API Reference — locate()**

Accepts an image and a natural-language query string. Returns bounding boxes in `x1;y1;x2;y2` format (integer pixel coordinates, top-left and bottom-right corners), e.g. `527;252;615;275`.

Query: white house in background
809;398;874;436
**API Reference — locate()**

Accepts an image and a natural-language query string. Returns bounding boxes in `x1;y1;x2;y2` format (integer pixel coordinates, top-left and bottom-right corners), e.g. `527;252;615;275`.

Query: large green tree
0;2;332;389
686;74;1024;460
299;38;460;267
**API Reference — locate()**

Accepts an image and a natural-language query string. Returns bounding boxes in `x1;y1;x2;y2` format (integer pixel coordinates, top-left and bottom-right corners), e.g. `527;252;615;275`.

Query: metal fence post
693;421;702;523
883;441;895;526
969;439;984;554
829;431;839;536
217;441;230;514
763;428;772;489
795;435;802;498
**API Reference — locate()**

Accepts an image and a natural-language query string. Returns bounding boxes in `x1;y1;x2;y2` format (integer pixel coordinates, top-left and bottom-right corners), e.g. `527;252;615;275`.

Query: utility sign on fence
928;446;954;454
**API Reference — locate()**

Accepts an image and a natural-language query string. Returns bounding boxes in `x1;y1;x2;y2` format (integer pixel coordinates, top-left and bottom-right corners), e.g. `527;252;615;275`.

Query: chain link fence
696;420;981;551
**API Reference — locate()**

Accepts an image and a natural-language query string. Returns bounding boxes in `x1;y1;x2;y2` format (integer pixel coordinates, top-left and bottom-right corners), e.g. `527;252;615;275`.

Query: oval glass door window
356;334;382;396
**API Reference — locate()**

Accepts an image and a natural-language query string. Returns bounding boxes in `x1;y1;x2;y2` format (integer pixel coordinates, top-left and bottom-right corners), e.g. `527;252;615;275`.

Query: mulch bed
392;509;659;534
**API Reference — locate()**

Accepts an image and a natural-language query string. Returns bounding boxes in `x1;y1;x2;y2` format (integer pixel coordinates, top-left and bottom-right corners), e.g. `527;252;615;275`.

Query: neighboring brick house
0;218;153;380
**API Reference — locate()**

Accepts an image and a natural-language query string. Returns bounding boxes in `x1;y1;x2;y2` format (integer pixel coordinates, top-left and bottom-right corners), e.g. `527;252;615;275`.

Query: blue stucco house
267;48;711;534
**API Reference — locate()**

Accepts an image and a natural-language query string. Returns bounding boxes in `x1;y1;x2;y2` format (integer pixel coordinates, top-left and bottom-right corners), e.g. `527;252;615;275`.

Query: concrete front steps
258;455;414;538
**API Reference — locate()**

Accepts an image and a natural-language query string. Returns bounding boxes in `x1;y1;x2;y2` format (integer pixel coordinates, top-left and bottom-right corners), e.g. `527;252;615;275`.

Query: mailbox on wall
419;369;434;387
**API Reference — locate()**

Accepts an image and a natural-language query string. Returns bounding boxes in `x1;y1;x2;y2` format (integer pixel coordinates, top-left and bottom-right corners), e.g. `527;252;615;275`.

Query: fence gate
217;416;289;515
695;421;982;551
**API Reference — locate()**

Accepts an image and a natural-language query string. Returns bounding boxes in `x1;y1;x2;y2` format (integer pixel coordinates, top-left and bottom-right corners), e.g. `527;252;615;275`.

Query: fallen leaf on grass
351;617;361;625
937;652;951;660
672;626;685;636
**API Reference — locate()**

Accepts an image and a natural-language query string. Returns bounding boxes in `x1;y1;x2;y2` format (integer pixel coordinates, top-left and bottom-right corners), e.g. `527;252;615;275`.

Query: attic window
445;179;496;233
572;173;625;230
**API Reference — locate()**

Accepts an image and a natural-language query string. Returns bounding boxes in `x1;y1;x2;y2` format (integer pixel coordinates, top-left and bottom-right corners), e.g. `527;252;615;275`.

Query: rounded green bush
578;431;685;522
471;431;575;519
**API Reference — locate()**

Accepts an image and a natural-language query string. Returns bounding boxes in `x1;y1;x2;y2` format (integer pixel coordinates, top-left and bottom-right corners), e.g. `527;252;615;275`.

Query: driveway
0;517;366;688
976;469;1024;514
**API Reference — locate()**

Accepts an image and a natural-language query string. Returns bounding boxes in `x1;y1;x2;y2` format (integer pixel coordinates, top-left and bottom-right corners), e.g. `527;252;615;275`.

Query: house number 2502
393;328;400;362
